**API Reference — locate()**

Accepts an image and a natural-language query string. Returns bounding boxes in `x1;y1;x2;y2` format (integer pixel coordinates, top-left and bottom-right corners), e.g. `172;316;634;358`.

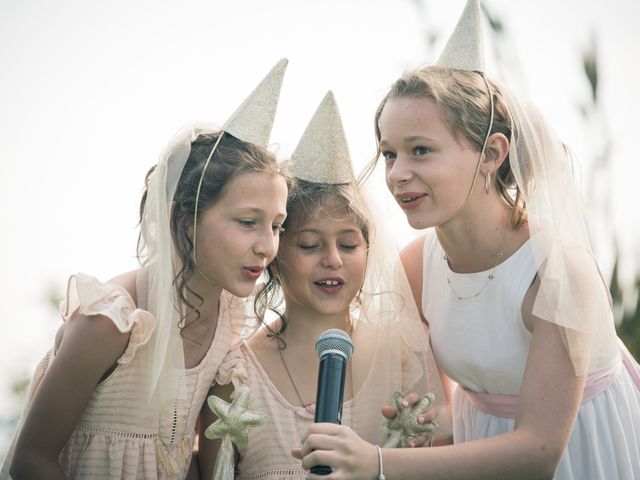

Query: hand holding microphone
311;328;354;475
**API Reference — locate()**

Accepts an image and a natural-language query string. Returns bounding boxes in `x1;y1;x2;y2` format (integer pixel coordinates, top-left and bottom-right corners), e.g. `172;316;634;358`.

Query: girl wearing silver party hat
200;91;448;479
3;59;290;480
295;1;640;478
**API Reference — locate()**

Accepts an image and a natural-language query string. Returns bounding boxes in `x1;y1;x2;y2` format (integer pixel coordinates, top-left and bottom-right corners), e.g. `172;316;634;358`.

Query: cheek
384;165;393;189
351;254;368;285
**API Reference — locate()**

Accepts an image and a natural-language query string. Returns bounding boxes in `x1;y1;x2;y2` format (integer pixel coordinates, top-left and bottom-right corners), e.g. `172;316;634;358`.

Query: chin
314;301;352;317
226;281;257;299
406;214;430;230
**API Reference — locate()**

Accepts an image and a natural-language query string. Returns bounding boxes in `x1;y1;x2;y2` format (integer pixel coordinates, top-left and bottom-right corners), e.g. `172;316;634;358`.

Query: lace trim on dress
241;469;307;480
75;422;159;439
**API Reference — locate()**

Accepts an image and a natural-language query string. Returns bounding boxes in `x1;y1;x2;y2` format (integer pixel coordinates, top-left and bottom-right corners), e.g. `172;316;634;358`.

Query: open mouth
400;194;425;203
396;192;428;209
314;279;343;287
242;266;264;280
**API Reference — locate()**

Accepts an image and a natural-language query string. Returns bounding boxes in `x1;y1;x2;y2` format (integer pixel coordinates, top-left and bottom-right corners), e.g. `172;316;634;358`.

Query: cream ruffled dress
1;271;243;480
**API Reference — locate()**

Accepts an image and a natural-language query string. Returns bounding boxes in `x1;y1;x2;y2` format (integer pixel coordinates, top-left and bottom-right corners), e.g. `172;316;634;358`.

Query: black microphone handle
311;352;347;475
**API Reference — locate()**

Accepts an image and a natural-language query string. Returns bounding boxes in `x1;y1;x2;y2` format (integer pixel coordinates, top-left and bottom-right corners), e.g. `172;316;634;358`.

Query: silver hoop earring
484;171;491;194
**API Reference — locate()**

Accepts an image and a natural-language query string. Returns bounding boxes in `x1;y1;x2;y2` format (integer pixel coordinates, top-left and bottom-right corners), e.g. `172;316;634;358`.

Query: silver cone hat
223;58;288;146
436;0;485;73
290;91;354;184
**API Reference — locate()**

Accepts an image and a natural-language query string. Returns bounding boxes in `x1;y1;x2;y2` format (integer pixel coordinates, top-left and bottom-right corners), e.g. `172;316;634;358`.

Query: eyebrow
234;207;286;218
295;228;362;235
379;135;435;147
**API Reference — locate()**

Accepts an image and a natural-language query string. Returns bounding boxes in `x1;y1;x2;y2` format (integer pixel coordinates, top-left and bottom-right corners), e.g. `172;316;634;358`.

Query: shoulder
107;269;138;307
400;234;428;317
400;234;427;276
56;270;140;360
247;329;278;365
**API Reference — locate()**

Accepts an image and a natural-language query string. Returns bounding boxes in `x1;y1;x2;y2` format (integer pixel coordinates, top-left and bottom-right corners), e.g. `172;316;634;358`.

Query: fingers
381;405;398;419
418;406;439;424
407;435;428;448
299;448;338;472
297;423;347;457
291;447;302;459
431;434;454;447
402;391;421;408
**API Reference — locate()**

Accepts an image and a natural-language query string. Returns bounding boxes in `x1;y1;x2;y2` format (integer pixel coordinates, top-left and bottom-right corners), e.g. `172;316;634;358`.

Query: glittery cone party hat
436;0;485;73
290;91;354;184
223;58;288;146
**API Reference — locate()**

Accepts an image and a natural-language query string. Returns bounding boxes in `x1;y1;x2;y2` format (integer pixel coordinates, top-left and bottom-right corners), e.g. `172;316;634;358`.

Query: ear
482;132;510;173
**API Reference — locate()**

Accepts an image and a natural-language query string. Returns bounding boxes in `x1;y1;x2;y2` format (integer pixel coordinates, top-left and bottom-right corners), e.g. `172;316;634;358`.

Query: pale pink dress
422;232;640;479
1;271;242;480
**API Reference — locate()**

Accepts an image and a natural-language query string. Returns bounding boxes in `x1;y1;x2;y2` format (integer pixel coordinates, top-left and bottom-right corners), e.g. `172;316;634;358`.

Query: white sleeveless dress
422;232;640;479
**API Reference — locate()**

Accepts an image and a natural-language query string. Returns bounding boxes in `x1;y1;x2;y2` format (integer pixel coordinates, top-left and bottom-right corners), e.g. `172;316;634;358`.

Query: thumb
291;447;303;459
381;405;398;419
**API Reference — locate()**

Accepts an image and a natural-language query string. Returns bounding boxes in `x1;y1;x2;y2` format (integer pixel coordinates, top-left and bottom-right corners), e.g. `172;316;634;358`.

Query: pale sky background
1;0;639;453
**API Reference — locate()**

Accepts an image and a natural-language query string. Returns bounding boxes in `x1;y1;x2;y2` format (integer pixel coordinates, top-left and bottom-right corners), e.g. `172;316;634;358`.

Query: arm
197;382;235;480
295;275;585;479
385;236;456;427
10;312;129;479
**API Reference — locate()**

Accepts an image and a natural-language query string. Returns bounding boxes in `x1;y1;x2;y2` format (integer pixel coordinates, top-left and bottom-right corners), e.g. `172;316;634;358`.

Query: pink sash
464;340;640;419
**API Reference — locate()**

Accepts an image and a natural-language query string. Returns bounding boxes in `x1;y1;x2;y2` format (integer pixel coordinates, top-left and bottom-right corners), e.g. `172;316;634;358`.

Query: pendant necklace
444;227;509;301
277;347;316;411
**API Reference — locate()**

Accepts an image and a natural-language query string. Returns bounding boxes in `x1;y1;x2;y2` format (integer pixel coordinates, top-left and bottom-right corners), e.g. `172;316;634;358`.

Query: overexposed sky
1;0;639;420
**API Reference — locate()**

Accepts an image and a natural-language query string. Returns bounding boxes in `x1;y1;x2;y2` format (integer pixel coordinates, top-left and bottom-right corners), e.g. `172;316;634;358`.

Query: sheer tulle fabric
503;87;615;375
136;124;220;411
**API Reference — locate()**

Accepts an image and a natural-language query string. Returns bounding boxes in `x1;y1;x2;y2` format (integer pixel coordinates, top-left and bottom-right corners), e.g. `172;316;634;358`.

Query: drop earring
484;171;491;194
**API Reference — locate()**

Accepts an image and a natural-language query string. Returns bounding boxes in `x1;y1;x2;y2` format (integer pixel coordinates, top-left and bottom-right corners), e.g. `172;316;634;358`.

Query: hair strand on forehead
366;65;526;229
254;179;372;338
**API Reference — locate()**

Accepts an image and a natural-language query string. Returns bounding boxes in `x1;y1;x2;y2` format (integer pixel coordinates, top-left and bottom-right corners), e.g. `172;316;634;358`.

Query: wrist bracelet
375;445;386;480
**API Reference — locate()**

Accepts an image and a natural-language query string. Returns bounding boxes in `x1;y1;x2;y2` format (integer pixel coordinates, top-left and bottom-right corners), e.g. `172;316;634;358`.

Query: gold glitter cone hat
436;0;485;73
223;58;288;145
193;58;288;268
290;91;355;184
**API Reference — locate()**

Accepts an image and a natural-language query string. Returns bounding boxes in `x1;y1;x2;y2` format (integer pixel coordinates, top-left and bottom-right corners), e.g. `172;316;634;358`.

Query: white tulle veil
135;59;288;413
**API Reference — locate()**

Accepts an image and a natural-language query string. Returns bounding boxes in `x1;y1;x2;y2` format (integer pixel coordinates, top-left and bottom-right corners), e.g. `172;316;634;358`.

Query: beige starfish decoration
205;385;266;449
381;391;439;448
205;385;267;479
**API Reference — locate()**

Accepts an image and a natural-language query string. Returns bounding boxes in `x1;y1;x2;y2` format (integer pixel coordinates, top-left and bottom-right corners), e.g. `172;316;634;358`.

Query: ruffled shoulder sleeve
214;345;248;391
60;273;156;365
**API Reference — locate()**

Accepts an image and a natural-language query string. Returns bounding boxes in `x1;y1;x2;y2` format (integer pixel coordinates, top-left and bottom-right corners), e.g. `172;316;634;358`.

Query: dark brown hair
138;132;289;327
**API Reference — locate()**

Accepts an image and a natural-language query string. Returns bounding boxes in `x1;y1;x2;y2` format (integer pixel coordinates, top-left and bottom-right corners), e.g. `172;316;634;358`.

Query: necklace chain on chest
444;228;509;301
277;347;315;408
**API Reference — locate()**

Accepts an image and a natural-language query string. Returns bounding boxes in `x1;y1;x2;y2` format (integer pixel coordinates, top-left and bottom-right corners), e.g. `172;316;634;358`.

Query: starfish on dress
205;384;267;450
381;391;439;448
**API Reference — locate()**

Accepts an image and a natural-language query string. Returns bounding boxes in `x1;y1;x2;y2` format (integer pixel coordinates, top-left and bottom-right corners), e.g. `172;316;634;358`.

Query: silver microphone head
315;328;354;360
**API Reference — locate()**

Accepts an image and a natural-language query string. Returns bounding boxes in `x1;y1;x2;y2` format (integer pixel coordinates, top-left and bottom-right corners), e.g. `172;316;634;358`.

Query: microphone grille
315;328;354;359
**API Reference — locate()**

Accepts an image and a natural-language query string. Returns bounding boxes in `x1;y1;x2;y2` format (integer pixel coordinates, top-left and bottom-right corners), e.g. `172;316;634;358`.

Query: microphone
311;328;354;475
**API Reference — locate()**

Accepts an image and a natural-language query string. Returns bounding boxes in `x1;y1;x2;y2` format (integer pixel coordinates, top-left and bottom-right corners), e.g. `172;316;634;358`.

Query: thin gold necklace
277;347;315;408
444;228;509;301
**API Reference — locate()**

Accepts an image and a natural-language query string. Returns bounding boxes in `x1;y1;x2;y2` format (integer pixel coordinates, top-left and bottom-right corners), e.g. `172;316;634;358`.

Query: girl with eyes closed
199;92;448;480
295;2;640;479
